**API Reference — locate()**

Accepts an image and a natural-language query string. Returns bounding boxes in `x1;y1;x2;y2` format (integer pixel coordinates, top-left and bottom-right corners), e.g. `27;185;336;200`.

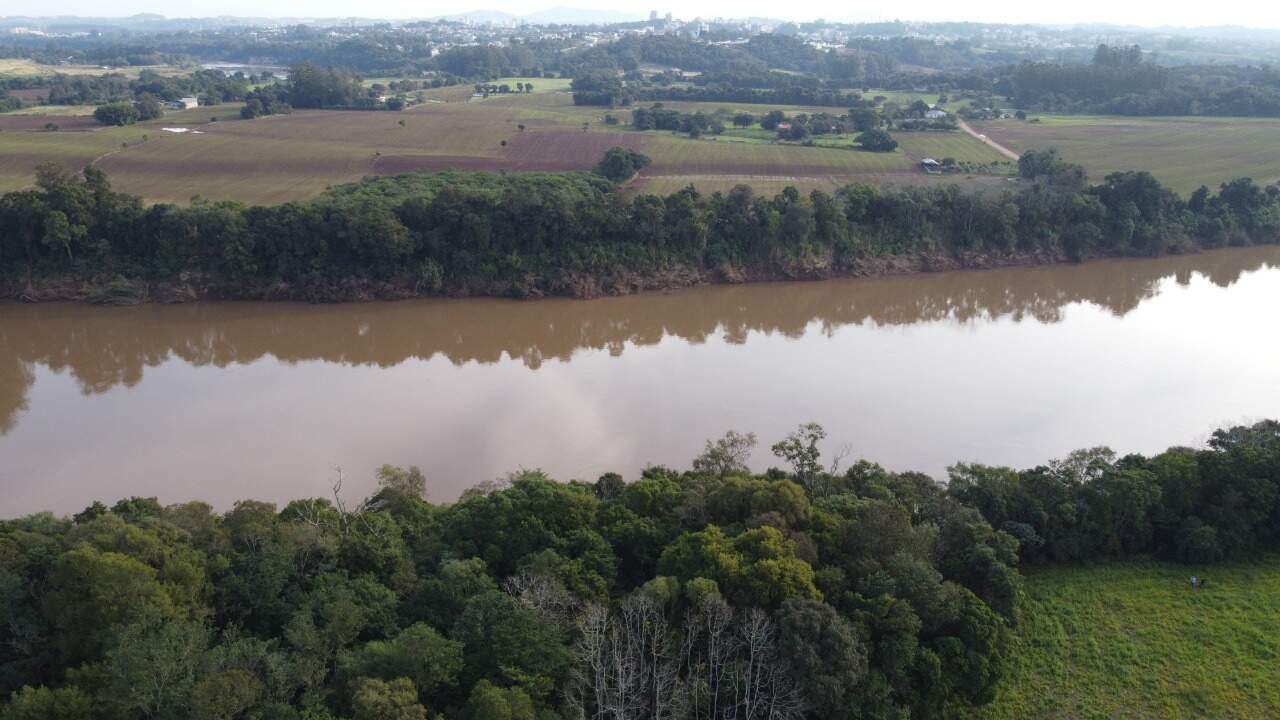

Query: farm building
925;109;948;120
920;158;943;174
166;97;199;110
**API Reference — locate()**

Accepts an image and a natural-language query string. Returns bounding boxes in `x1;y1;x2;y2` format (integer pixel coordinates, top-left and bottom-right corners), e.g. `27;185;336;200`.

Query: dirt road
958;119;1020;161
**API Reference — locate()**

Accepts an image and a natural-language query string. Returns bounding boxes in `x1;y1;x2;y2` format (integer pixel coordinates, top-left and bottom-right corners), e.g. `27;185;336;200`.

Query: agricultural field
1;104;96;116
0;57;191;78
0;104;241;196
972;115;1280;195
894;132;1015;165
971;558;1280;720
0;86;1007;204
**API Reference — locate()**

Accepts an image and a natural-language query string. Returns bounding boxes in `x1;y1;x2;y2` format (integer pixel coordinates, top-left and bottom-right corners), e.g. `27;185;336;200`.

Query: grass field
1;104;97;116
973;115;1280;195
0;104;243;197
895;132;1014;165
488;77;573;93
0;58;190;78
971;558;1280;720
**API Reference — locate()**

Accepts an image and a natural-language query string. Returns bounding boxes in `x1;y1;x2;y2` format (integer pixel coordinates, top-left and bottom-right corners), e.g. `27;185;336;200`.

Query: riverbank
4;163;1278;305
3;244;1148;304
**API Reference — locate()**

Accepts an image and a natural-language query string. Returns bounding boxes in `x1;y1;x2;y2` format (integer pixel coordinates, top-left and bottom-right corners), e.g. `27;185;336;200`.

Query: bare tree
732;610;805;720
569;602;611;720
570;594;682;720
682;595;736;720
289;467;388;540
504;570;578;623
568;595;803;720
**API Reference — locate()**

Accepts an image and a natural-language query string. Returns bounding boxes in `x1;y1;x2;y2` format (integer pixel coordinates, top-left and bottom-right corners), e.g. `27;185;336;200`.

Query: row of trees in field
2;418;1278;719
627;105;901;150
2;150;1279;298
7;62;411;119
3;69;254;108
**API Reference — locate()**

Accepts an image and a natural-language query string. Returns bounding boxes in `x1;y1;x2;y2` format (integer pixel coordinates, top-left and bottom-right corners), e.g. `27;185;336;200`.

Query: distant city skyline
3;1;1280;30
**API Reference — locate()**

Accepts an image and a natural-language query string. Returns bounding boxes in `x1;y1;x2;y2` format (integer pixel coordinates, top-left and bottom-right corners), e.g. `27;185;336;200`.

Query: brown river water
3;245;1280;516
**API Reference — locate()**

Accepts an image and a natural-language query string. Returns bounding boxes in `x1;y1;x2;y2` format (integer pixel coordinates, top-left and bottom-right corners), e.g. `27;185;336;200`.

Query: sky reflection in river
3;246;1279;516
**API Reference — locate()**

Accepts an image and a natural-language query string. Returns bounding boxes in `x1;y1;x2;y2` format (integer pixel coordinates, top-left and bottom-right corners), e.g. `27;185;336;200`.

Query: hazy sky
6;0;1280;29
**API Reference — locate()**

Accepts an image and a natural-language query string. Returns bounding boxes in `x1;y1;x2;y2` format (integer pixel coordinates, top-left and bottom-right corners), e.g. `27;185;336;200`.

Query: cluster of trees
0;420;1026;720
631;105;724;136
432;43;552;79
3;151;1279;299
93;94;166;125
1001;45;1280;116
0;90;20;114
763;111;848;141
854;129;898;152
570;71;632;107
472;82;534;97
16;69;252;108
238;63;410;118
952;420;1280;564
240;90;294;120
92;101;143;126
593;147;651;182
4;418;1277;719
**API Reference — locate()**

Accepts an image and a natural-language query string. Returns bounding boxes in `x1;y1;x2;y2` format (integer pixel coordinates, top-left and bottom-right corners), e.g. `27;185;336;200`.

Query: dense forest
999;45;1280;116
0;69;254;108
3;150;1279;302
1;420;1278;720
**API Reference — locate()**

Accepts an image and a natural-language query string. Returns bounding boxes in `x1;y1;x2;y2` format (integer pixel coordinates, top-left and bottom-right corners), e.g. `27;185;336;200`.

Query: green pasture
969;558;1280;720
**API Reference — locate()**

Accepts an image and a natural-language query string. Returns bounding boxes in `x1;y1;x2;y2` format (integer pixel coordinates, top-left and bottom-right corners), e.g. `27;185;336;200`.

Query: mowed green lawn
973;115;1280;195
970;558;1280;720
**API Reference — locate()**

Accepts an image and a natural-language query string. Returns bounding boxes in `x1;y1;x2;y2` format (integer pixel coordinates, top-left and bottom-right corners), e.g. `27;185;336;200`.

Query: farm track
958;119;1021;161
972;115;1280;194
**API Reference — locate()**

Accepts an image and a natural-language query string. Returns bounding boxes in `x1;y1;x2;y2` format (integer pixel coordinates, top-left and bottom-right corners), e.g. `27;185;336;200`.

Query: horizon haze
3;3;1280;30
